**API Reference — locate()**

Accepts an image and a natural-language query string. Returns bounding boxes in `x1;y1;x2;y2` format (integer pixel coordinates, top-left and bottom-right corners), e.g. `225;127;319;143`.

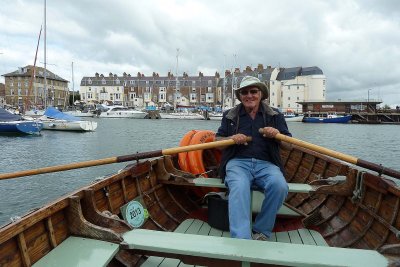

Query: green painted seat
32;236;119;267
135;219;330;267
122;227;388;267
193;178;314;193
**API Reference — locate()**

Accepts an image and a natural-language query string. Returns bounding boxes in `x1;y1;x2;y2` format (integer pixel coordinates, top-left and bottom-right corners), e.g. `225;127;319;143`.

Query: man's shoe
252;232;269;241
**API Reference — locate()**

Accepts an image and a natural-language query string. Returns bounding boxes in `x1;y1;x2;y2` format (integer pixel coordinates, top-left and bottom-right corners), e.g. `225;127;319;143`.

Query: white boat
25;109;45;117
208;112;223;120
98;106;147;119
63;110;95;118
160;111;205;120
41;119;97;131
40;107;97;132
284;113;304;122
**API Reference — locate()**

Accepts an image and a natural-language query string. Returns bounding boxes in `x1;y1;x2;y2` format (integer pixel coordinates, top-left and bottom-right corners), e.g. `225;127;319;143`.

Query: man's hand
259;127;279;138
231;133;249;145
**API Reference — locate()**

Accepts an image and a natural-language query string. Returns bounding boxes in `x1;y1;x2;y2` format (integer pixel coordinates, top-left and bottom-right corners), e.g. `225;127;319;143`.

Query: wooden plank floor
141;219;328;267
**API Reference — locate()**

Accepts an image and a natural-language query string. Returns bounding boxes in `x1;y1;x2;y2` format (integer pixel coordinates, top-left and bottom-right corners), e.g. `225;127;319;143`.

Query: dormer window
102;79;106;85
88;78;92;84
116;79;120;84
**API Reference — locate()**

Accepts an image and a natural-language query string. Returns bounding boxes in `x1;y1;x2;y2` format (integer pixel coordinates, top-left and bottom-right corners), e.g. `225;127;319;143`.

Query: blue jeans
225;158;288;239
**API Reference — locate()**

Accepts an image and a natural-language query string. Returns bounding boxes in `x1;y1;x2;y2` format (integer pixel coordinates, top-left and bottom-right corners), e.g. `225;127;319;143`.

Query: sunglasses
239;89;260;95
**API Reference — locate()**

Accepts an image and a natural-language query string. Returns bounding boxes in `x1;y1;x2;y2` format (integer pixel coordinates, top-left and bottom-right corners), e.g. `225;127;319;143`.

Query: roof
2;65;69;83
277;66;323;81
297;100;382;105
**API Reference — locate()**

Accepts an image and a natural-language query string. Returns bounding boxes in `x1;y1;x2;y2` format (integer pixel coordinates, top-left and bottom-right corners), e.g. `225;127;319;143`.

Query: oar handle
0;137;252;181
272;132;400;179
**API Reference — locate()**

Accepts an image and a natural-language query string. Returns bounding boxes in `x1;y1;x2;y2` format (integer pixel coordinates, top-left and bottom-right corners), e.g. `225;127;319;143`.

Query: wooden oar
272;132;400;179
0;137;251;181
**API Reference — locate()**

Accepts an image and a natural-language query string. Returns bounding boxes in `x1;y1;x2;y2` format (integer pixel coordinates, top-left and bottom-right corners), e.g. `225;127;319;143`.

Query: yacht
98;106;147;119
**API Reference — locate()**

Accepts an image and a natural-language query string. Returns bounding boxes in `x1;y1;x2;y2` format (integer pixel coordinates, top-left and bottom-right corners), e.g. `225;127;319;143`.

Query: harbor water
0;118;399;226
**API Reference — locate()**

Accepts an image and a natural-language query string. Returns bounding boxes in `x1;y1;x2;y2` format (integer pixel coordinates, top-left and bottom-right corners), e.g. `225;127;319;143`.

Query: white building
79;66;326;112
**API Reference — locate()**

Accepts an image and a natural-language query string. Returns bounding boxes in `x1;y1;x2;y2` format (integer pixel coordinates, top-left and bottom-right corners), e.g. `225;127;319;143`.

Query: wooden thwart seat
32;236;119;267
192;178;315;193
122;221;388;267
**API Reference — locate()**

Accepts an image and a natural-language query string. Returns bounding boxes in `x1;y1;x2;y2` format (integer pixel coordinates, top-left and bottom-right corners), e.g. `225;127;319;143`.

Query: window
116;79;120;84
130;80;134;85
102;79;106;85
288;97;291;100
208;80;212;86
88;87;91;91
88;78;92;84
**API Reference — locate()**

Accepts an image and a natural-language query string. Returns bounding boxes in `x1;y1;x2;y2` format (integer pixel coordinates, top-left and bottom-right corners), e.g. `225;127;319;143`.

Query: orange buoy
178;130;198;172
178;130;223;197
187;130;221;177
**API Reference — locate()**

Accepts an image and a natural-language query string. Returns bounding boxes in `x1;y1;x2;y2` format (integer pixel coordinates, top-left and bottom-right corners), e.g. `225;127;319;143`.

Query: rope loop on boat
378;164;385;177
351;171;365;203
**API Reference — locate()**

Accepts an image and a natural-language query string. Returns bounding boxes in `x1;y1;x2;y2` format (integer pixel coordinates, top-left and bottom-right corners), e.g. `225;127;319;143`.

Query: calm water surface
0;118;399;226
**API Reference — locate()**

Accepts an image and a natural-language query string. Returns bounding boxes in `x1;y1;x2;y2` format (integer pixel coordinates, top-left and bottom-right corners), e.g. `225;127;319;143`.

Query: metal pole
44;0;47;108
72;62;74;105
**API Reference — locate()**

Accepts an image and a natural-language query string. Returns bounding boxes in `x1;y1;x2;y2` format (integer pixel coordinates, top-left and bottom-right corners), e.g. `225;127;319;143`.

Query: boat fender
178;130;198;172
187;130;221;177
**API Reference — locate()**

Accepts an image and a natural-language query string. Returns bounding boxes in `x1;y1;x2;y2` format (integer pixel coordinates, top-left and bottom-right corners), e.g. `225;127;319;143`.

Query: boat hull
98;111;147;119
0;142;399;266
0;121;43;134
285;115;304;122
303;115;352;123
160;113;205;120
42;120;97;131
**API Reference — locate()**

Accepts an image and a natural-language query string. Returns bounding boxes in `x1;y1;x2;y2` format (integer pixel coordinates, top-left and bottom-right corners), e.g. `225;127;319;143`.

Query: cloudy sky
1;0;399;106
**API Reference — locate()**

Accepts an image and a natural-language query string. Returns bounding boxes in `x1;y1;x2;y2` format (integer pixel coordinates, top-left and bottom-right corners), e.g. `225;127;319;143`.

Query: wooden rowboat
1;133;400;266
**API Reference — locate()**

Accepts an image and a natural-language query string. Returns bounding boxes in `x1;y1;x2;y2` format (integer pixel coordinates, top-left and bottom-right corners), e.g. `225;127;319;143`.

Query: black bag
206;193;229;231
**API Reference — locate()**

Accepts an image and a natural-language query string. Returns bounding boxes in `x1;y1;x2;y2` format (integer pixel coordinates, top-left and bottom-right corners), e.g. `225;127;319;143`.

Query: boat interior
1;142;399;266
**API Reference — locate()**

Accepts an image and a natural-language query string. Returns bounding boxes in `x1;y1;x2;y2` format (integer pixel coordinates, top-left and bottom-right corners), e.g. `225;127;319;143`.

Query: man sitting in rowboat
216;76;292;240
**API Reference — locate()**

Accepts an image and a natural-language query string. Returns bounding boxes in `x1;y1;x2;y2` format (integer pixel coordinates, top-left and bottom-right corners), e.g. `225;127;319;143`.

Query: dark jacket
216;101;291;181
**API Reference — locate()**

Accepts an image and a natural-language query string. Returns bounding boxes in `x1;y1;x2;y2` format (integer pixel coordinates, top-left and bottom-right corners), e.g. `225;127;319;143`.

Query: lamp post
367;89;371;113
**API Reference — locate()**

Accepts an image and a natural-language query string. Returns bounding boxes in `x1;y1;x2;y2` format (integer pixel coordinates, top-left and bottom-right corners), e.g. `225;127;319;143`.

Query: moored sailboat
40;107;97;131
0;108;43;135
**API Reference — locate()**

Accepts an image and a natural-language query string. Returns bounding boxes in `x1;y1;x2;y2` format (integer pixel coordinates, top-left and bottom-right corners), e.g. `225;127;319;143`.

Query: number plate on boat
120;197;149;228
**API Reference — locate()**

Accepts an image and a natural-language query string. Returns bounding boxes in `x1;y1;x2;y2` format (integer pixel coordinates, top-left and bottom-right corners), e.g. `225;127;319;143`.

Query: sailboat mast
174;48;179;110
72;62;74;105
28;25;42;110
44;0;47;108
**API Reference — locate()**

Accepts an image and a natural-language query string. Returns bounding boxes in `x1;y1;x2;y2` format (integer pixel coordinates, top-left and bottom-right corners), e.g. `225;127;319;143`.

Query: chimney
95;72;99;77
257;64;264;71
225;70;231;77
198;71;203;77
215;71;220;78
109;72;113;77
245;66;252;72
